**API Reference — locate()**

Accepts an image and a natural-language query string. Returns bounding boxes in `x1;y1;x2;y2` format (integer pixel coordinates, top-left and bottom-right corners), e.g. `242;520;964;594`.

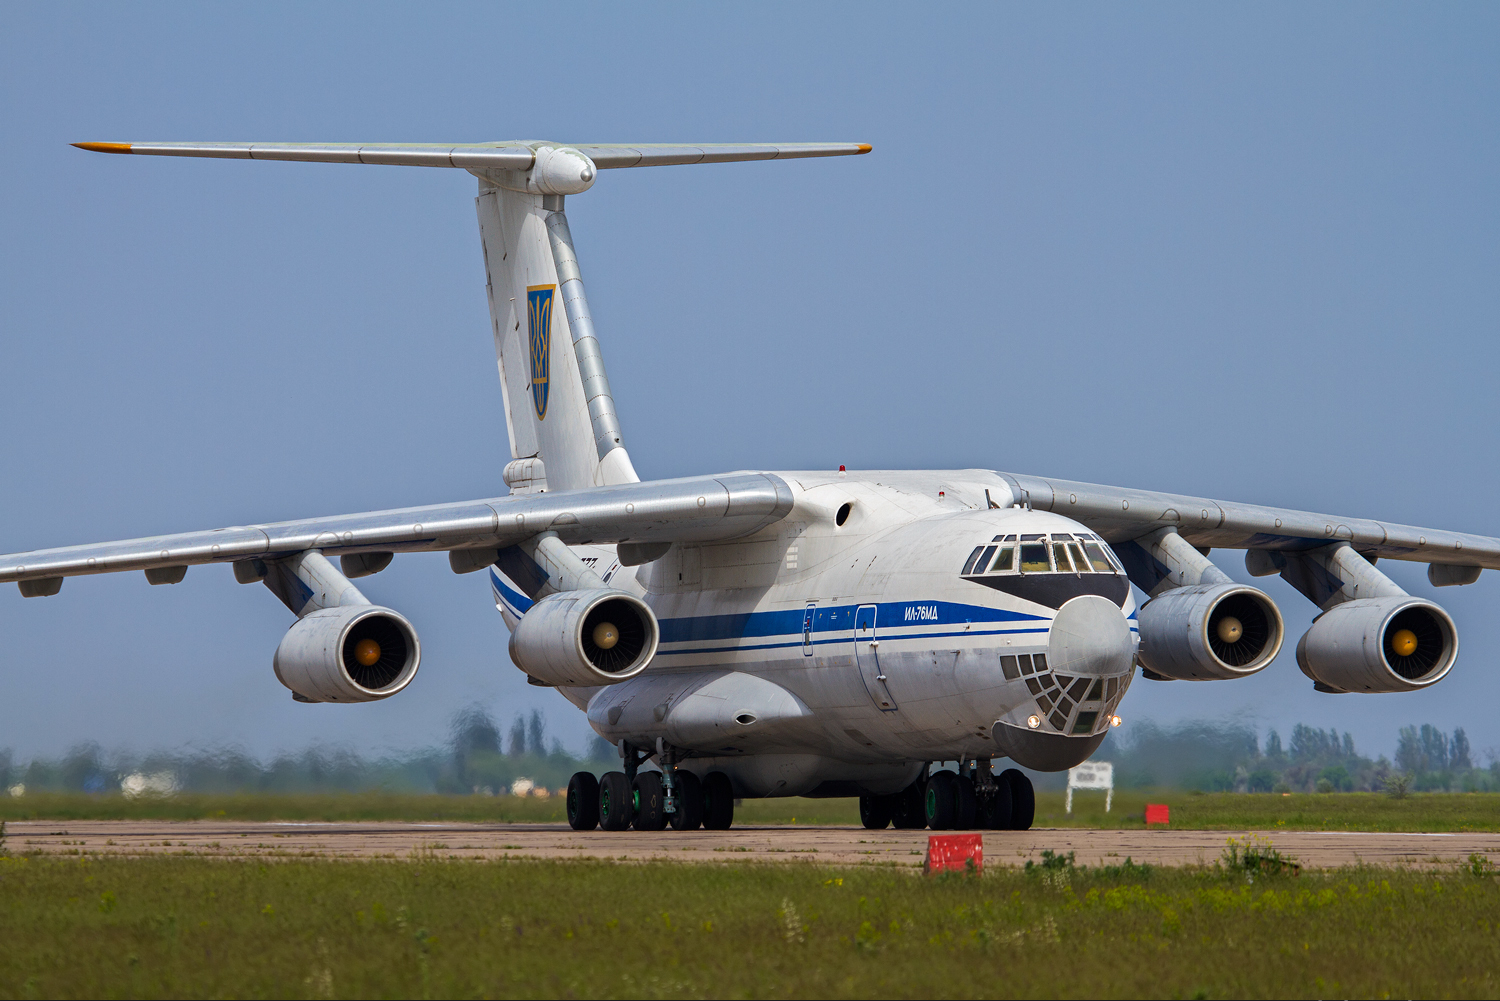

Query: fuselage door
853;604;898;712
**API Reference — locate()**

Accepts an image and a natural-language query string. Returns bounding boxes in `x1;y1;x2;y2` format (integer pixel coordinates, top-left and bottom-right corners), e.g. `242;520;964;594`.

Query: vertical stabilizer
475;181;639;493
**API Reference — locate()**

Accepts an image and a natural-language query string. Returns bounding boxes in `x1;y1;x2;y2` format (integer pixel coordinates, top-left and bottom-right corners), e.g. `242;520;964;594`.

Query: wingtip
856;143;873;154
73;142;132;154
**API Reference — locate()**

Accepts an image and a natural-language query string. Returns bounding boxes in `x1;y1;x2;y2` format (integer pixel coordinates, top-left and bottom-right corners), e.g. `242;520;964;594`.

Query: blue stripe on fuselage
489;569;534;615
656;599;1047;651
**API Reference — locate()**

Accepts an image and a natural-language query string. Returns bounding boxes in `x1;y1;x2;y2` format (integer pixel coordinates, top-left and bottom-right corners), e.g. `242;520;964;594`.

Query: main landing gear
566;740;737;832
859;759;1034;831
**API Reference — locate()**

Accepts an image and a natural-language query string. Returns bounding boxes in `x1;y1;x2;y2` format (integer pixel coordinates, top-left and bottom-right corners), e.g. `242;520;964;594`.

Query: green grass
1037;789;1500;832
6;790;1500;831
1;853;1499;998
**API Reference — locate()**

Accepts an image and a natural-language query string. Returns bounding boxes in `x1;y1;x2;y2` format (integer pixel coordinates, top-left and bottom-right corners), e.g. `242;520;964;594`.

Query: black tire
633;771;668;831
599;771;634;831
925;770;958;830
567;771;600;831
979;776;1013;830
1001;768;1035;830
891;781;927;829
670;771;705;831
702;772;735;830
955;774;978;830
859;794;894;830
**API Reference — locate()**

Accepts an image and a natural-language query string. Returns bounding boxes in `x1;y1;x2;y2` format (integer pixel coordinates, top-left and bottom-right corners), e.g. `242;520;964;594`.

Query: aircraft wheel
1000;768;1035;830
702;772;735;830
891;781;927;829
633;772;668;830
859;794;893;830
567;771;600;831
925;770;959;830
670;771;705;831
955;774;978;830
979;775;1013;830
598;771;634;831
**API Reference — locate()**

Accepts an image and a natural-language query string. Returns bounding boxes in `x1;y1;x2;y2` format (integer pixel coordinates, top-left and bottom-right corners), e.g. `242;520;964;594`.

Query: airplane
5;138;1494;833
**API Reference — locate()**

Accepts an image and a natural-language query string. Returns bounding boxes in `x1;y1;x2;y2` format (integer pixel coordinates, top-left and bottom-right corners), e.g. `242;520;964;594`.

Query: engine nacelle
274;605;420;702
1296;596;1457;693
509;588;658;687
1137;583;1284;680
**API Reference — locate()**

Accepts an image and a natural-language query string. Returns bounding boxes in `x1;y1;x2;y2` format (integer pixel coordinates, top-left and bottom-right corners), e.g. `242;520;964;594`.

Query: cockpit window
1067;542;1089;572
962;546;984;575
1083;542;1115;572
1019;543;1051;572
1052;542;1074;573
964;533;1123;576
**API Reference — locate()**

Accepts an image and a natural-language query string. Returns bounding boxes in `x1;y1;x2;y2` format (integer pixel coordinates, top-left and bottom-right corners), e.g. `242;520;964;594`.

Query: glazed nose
1048;595;1134;677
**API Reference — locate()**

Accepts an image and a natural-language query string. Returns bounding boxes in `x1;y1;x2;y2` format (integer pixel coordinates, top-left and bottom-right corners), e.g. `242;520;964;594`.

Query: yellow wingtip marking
856;143;873;154
72;142;132;154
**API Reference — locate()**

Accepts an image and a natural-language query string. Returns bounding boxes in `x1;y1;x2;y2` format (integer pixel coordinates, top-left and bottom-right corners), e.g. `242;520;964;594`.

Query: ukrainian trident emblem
527;285;555;421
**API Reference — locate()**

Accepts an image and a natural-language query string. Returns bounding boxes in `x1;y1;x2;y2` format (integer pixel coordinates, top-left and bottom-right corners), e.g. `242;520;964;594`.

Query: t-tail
74;139;871;494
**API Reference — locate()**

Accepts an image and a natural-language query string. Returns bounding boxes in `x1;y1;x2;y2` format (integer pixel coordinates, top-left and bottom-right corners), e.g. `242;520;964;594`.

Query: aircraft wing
0;473;793;590
999;471;1499;572
70;141;871;169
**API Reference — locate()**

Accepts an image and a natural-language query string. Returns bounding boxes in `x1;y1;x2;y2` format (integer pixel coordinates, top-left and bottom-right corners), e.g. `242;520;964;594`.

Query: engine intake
1296;596;1457;693
1137;583;1284;681
509;588;658;687
274;605;420;702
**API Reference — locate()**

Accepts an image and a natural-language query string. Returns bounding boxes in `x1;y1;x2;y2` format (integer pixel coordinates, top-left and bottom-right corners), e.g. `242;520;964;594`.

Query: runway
7;820;1498;869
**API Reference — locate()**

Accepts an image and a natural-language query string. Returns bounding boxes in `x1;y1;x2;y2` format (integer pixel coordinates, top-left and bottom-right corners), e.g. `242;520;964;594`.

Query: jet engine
1137;583;1284;680
274;605;420;702
509;588;659;687
1296;596;1457;693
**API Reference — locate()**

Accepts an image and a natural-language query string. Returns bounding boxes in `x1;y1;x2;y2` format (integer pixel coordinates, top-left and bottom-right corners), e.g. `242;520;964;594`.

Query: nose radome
1048;595;1134;677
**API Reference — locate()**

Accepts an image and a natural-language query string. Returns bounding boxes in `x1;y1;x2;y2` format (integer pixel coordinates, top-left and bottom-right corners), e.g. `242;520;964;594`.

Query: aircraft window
1086;678;1102;700
1083;542;1115;573
1033;653;1048;672
1026;677;1043;696
1050;710;1068;731
1067;677;1091;701
1018;654;1035;675
1001;655;1019;681
1105;677;1118;700
1052;542;1075;573
1037;694;1054;713
961;546;985;575
1021;533;1046;541
990;546;1016;573
1072;711;1099;735
991;534;1016;543
1019;543;1050;572
1065;542;1090;572
973;546;997;575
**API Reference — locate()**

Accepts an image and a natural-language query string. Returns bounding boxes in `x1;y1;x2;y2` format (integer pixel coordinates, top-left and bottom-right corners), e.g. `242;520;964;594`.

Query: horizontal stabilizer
72;141;872;170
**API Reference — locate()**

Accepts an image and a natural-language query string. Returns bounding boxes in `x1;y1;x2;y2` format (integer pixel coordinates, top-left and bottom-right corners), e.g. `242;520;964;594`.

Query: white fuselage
491;470;1140;797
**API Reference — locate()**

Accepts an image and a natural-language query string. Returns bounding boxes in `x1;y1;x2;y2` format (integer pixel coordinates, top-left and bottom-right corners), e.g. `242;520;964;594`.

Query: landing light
354;639;381;667
1110;715;1123;728
1026;715;1041;729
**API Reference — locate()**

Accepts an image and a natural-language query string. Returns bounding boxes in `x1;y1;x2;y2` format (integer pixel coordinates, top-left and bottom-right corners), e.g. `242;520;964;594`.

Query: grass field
5;789;1500;831
1;853;1498;999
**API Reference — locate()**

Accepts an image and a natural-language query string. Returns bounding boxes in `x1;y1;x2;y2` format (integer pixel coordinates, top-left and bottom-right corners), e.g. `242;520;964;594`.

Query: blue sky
1;3;1496;762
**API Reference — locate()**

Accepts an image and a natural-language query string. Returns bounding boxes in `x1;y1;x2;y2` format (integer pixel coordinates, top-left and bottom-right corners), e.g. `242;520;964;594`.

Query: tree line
0;710;1490;795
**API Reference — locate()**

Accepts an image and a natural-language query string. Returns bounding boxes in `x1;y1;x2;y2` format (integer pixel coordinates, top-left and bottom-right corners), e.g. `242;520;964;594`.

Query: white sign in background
1066;761;1114;813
